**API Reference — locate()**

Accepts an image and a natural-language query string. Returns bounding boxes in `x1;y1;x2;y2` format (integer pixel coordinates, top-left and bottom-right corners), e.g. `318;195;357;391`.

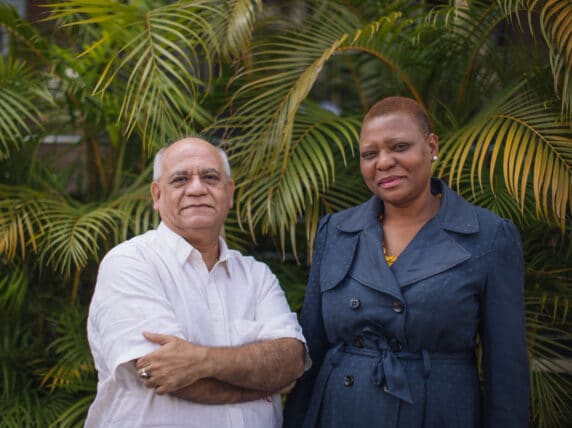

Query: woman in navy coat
283;97;529;427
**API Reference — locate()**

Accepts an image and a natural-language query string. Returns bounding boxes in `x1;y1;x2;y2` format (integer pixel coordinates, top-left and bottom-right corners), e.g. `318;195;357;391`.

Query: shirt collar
156;222;235;273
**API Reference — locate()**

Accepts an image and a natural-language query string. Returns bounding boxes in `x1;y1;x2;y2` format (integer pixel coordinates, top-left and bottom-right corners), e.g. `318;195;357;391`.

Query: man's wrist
201;345;219;380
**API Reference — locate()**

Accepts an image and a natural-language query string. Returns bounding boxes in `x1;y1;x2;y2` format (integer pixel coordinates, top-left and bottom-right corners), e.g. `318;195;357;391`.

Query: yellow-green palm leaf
500;0;572;119
439;89;572;228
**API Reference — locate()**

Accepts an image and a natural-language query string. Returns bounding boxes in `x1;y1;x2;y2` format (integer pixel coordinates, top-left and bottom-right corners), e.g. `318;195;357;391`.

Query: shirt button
353;335;364;348
344;375;354;387
350;297;361;310
392;301;405;313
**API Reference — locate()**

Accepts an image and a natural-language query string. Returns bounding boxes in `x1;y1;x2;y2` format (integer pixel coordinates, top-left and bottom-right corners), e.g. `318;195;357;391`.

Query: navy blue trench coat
284;179;529;428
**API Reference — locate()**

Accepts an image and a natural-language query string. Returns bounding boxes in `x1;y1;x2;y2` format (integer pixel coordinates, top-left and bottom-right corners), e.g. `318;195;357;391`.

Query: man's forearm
172;378;268;404
136;333;305;395
206;337;305;392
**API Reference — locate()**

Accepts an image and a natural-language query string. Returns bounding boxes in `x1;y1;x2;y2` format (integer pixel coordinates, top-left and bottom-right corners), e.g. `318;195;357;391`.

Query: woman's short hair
363;96;432;136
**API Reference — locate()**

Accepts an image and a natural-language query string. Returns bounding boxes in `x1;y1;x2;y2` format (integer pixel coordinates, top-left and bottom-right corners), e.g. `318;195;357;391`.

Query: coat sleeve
480;219;530;427
283;215;331;428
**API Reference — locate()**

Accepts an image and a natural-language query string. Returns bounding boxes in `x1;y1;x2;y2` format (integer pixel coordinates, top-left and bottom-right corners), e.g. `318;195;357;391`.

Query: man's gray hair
152;139;231;181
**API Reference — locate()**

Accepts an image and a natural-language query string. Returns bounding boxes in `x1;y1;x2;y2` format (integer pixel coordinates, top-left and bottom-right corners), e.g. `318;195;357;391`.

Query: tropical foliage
0;0;570;426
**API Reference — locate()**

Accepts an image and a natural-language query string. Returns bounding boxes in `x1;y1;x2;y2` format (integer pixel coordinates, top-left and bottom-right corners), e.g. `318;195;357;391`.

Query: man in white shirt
86;137;308;428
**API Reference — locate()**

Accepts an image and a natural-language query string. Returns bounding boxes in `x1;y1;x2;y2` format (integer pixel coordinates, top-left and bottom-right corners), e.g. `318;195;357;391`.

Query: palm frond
46;0;223;150
0;2;51;64
526;294;572;428
0;57;46;159
216;0;262;61
425;0;507;111
38;202;122;276
0;262;27;314
0;184;122;276
438;87;572;228
217;2;361;170
41;305;95;392
233;103;361;256
110;183;158;242
499;0;572;120
48;394;94;428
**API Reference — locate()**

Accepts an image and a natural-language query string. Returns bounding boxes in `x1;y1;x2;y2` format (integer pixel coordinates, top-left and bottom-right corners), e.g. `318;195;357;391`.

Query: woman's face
359;112;438;208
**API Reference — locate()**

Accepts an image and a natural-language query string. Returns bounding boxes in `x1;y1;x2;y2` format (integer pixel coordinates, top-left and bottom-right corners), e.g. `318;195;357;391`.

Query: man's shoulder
101;229;159;263
225;249;275;276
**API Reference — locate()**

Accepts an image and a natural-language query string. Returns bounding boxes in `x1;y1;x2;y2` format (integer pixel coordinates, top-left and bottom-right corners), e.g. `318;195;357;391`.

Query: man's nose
185;176;207;194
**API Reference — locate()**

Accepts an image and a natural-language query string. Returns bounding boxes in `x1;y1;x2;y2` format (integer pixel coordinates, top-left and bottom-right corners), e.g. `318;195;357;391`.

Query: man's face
359;113;438;208
151;139;234;241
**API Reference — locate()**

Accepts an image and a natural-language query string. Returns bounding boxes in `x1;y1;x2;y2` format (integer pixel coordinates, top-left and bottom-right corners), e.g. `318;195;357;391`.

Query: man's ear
228;179;235;209
151;181;160;210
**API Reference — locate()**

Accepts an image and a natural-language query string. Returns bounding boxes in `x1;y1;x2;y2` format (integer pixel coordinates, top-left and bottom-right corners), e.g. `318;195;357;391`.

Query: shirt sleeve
480;219;530;427
250;261;308;347
88;246;185;382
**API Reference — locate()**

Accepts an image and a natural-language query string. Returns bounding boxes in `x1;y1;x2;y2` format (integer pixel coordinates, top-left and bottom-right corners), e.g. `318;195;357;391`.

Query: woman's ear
427;133;439;158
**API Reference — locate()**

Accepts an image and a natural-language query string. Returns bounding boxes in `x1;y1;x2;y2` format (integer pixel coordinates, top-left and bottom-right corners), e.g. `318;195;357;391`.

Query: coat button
344;375;354;387
383;383;390;393
353;335;364;348
392;301;405;313
350;297;361;310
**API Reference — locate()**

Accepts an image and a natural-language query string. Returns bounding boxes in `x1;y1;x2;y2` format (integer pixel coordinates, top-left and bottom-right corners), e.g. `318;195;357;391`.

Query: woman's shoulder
325;197;379;227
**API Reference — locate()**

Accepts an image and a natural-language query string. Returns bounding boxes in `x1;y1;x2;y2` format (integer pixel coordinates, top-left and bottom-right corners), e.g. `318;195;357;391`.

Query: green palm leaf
438;88;572;228
500;0;572;120
38;202;121;276
215;0;262;60
233;102;361;256
0;58;46;159
46;0;224;150
0;262;27;314
0;185;122;276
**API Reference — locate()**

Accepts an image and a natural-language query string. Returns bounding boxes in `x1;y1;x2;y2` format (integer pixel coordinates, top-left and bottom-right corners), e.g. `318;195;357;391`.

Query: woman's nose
376;152;396;170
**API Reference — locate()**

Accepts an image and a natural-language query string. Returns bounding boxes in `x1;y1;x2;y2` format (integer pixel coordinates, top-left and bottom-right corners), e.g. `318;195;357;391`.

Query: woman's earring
432;155;438;162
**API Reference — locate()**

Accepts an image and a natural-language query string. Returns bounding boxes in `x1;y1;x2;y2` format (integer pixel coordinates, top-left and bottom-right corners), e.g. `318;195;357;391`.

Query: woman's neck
382;191;440;226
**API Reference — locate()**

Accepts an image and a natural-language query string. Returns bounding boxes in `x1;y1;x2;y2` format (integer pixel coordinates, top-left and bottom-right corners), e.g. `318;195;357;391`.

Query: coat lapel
320;179;480;293
349;226;403;299
391;179;479;287
320;197;403;300
390;217;471;287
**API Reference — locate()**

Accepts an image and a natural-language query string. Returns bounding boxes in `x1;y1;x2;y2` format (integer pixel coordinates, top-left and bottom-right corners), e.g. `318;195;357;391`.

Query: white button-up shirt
86;222;307;428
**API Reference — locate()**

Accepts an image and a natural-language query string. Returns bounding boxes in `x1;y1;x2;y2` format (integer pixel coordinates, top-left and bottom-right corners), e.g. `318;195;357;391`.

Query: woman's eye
393;143;409;152
361;151;376;159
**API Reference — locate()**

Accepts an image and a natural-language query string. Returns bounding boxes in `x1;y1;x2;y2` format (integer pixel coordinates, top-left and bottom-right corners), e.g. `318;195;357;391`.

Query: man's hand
136;332;212;395
136;333;305;399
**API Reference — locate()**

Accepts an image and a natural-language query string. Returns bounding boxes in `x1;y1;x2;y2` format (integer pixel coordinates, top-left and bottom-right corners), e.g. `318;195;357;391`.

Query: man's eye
172;177;188;184
203;175;220;184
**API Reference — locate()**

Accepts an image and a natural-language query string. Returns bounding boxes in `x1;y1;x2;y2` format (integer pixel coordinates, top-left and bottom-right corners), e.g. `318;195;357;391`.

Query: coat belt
302;331;474;428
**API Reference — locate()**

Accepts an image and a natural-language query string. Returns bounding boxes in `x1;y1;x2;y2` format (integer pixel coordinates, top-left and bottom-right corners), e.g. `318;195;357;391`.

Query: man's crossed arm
135;332;305;404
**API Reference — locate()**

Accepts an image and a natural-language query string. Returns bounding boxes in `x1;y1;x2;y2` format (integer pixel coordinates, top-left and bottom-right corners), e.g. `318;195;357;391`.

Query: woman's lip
378;176;402;188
